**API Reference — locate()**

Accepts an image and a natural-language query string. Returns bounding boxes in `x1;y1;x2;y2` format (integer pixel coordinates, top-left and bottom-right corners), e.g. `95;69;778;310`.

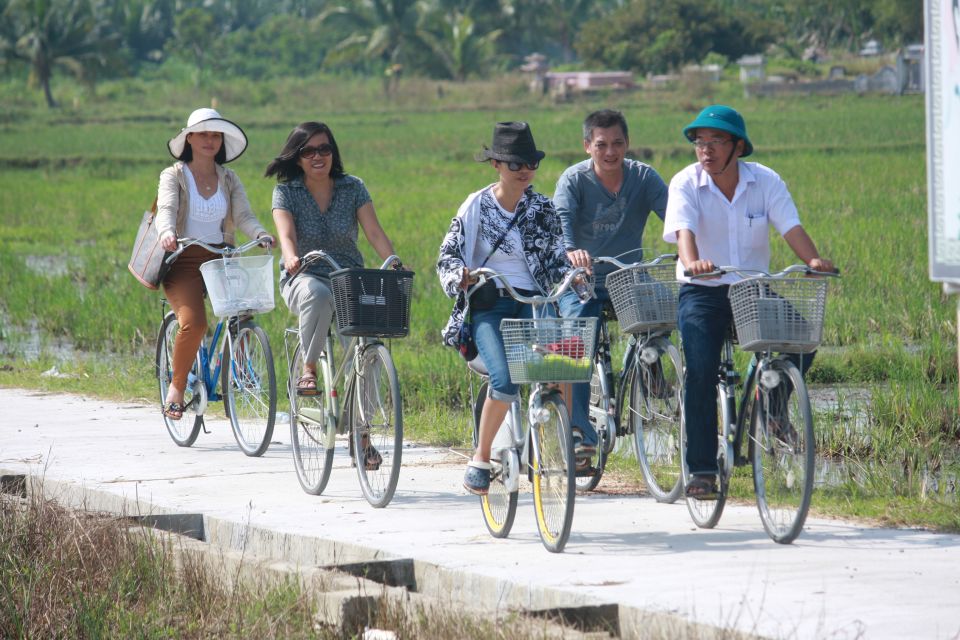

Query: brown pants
162;245;218;391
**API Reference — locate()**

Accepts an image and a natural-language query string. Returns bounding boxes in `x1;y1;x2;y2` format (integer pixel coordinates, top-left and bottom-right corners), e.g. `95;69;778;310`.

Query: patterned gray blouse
272;175;372;287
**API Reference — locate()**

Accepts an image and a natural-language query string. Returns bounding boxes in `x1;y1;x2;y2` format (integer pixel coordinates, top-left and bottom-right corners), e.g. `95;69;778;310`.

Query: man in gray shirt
554;109;668;466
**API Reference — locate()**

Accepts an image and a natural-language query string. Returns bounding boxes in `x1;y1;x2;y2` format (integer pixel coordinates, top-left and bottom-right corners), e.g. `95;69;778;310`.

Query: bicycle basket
200;254;275;318
330;268;415;338
728;277;828;353
605;263;680;333
500;317;597;383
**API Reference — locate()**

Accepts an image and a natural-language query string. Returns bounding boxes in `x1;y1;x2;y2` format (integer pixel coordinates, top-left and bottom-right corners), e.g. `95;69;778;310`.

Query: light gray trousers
282;274;336;368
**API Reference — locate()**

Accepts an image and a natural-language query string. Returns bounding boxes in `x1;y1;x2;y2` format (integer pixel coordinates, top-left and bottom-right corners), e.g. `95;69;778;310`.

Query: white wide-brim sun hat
167;108;248;163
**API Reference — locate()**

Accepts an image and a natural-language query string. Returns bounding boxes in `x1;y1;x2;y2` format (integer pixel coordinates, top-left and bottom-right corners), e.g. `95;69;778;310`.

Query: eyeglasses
502;160;540;171
693;138;732;150
299;143;334;159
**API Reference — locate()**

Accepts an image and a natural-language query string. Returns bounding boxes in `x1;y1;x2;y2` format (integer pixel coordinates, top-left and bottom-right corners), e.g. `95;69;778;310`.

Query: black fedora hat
477;121;546;164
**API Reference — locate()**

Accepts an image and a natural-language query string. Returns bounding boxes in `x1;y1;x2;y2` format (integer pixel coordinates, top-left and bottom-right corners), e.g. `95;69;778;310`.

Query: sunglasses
501;160;540;171
299;143;334;159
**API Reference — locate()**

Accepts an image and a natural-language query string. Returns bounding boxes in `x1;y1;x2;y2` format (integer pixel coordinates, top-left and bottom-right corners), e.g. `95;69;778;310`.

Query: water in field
810;385;959;504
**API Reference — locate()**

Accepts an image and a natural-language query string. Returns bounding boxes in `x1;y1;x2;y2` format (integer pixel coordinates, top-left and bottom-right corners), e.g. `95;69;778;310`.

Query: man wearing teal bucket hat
663;105;834;500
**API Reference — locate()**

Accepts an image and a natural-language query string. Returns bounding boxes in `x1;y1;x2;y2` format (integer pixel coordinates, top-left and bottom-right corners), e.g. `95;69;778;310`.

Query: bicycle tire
156;311;203;447
222;321;277;457
289;343;335;495
532;392;576;553
751;360;815;544
633;337;684;503
351;342;402;508
473;381;519;538
682;382;728;528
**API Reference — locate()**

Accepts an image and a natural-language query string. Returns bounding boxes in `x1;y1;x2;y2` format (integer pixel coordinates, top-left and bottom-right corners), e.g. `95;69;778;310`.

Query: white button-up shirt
663;160;802;286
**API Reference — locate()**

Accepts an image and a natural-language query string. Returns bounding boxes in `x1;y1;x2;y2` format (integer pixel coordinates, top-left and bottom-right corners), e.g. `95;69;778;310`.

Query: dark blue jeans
556;287;610;447
678;284;815;477
472;297;533;402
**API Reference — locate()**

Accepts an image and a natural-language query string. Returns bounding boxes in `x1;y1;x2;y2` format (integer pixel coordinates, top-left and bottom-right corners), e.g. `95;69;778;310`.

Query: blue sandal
463;461;492;495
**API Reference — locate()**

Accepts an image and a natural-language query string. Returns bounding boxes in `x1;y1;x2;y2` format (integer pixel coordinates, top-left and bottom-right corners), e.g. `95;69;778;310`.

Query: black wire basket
330;268;415;338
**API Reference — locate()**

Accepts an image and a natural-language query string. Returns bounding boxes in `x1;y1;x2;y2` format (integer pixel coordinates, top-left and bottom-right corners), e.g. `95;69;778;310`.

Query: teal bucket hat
683;105;753;157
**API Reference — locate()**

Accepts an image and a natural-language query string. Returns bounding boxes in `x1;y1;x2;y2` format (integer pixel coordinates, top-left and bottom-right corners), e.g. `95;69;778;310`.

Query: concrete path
1;388;958;639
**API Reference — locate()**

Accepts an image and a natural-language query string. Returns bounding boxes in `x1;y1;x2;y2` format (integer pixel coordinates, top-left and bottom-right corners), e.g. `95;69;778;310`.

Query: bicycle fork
495;400;525;494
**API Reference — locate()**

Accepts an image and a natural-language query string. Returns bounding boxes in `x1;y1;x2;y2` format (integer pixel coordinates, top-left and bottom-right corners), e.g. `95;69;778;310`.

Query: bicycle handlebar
165;237;271;264
288;250;404;282
593;252;678;271
683;264;841;280
466;266;593;305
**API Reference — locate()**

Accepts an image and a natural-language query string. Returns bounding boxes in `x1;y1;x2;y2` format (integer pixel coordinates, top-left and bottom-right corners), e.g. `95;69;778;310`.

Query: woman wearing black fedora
157;107;274;420
437;121;575;495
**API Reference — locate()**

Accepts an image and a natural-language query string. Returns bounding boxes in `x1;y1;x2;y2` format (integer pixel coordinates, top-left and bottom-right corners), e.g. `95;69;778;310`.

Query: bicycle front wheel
531;393;576;553
681;383;728;529
751;360;815;544
289;343;335;495
350;343;402;508
474;381;519;538
156;311;203;447
632;338;684;503
222;321;277;457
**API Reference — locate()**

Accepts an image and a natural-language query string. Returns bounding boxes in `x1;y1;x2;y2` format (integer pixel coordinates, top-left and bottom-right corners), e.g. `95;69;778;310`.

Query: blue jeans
678;284;815;476
472;297;533;402
556;287;610;447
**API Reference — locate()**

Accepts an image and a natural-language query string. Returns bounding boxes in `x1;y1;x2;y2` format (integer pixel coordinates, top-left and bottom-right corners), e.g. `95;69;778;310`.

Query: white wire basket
200;254;275;318
728;277;828;353
500;317;597;383
605;262;680;333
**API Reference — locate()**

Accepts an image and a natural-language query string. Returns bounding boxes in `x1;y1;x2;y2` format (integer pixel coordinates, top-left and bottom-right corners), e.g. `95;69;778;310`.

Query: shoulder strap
479;211;520;268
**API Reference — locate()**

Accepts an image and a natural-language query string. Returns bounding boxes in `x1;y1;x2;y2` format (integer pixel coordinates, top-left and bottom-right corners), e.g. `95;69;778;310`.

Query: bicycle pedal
575;466;597;477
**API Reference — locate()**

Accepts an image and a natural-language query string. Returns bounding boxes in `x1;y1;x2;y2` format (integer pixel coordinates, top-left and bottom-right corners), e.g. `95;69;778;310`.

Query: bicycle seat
466;354;489;377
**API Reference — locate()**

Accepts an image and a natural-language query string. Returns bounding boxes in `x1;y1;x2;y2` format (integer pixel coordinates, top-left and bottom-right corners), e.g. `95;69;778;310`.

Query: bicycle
156;237;278;457
680;264;838;544
601;253;685;502
283;250;413;508
466;267;595;553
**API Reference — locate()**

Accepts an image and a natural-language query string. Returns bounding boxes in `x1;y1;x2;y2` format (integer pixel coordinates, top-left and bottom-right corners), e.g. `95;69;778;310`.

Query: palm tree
421;10;502;81
2;0;120;107
319;0;431;73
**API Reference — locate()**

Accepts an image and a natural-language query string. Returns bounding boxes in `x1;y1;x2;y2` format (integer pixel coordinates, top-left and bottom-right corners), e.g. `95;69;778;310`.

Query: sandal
363;445;383;471
296;372;319;396
162;401;184;420
685;475;719;500
463;461;492;495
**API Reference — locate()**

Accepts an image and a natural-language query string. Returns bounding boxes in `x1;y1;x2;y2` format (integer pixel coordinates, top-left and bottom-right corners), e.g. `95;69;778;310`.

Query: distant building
683;64;722;83
897;44;925;94
737;55;765;83
544;71;633;92
859;39;883;57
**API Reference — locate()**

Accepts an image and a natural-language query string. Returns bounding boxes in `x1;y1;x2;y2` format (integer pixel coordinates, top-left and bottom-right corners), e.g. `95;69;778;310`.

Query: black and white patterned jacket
436;183;571;348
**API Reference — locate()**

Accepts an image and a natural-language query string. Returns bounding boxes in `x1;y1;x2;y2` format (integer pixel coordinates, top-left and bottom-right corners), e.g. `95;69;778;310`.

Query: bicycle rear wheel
222;321;277;457
289;343;335;495
156;311;203;447
351;343;402;508
681;383;728;528
751;360;814;544
632;338;683;503
473;381;519;538
531;393;576;553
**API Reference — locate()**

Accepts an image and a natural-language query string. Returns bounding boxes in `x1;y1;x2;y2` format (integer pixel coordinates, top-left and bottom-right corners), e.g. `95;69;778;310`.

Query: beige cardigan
156;161;267;246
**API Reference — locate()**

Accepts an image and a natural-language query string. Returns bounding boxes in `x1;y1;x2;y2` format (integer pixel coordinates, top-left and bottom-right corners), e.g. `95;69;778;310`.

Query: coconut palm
2;0;120;107
319;0;431;71
420;10;502;81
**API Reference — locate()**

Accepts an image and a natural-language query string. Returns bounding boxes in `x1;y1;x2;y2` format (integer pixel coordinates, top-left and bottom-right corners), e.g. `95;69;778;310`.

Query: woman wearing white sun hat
157;107;274;420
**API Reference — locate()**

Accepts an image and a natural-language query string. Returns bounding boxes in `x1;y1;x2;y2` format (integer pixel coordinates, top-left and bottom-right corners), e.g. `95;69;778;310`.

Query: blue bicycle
156;238;278;456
